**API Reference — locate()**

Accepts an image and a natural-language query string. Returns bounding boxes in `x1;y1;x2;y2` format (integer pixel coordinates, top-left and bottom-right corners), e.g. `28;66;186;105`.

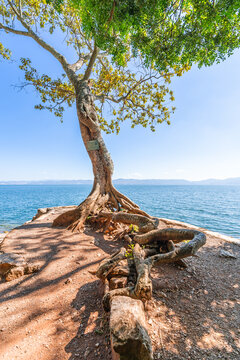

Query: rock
65;277;73;284
110;296;153;360
0;253;26;275
5;264;40;282
0;253;39;281
5;267;25;281
219;250;237;259
32;208;48;221
84;348;91;357
0;233;7;247
156;291;167;298
23;265;40;274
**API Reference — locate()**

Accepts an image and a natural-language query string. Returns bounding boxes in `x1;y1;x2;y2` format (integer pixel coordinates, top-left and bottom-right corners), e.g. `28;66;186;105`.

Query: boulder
0;253;39;281
0;253;26;275
5;264;39;281
32;208;48;220
110;296;152;360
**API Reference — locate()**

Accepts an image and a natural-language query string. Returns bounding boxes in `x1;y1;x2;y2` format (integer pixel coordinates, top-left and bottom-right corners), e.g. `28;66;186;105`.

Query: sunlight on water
0;185;239;238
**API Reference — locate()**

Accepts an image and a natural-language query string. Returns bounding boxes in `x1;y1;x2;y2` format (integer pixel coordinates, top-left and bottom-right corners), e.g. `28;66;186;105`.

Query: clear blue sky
1;30;240;181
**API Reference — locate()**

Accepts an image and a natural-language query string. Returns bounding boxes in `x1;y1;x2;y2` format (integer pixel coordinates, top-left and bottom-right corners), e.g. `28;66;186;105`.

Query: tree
2;4;239;356
1;0;240;233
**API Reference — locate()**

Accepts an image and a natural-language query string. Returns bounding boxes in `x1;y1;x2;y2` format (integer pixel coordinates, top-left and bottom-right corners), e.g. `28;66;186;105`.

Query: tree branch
69;54;91;72
69;51;107;73
95;71;167;105
5;0;78;85
0;22;29;36
95;94;124;103
83;43;99;80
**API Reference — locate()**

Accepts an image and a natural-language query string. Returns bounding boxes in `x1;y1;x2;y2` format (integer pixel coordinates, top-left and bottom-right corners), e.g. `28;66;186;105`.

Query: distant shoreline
1;177;240;186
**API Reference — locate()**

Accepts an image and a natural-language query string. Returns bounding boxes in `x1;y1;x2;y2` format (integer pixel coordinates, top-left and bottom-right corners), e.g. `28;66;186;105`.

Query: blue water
0;185;240;238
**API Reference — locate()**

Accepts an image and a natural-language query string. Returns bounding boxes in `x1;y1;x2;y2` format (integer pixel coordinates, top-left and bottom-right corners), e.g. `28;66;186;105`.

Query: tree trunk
53;80;147;231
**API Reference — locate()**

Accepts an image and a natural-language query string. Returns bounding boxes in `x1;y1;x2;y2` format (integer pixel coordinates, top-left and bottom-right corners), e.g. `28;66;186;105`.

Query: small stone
158;291;167;298
32;208;48;220
84;348;91;357
219;250;237;259
65;278;73;284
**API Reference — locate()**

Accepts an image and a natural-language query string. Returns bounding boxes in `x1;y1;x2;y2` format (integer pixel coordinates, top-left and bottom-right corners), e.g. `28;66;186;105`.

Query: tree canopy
0;0;187;135
1;1;239;136
51;0;240;69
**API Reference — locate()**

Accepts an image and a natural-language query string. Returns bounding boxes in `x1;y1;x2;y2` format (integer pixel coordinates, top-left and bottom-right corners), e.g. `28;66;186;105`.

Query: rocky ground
0;207;239;360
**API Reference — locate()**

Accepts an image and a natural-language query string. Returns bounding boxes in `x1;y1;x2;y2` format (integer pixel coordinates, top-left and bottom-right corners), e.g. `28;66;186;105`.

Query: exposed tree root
133;243;152;302
52;180;206;312
52;183;101;230
96;212;158;233
96;227;206;311
96;247;127;279
52;183;153;232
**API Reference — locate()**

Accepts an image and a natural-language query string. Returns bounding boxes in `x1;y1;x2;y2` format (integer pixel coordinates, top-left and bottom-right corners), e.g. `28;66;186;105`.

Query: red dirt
0;207;239;360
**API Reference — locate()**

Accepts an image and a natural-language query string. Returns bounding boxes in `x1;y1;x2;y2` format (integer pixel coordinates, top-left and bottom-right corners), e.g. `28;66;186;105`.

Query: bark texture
96;224;206;359
96;227;206;309
52;81;149;232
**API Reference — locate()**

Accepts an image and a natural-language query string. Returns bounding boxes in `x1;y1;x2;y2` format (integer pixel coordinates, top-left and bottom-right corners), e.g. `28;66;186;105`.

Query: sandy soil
0;207;239;360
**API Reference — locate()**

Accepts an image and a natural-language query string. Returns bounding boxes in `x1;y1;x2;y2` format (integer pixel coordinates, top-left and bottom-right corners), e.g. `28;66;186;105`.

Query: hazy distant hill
114;178;240;185
193;177;240;185
1;177;240;185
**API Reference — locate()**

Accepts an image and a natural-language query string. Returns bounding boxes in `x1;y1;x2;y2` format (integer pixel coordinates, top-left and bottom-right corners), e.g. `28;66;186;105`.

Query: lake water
0;185;239;238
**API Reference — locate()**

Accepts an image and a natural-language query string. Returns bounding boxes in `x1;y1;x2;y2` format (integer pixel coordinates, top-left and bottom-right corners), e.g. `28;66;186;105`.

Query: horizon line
0;176;240;183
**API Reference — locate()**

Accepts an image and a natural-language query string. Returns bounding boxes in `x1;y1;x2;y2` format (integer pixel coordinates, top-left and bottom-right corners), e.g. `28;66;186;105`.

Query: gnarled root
97;228;206;310
134;228;206;246
97;212;158;234
133;243;152;302
96;247;127;279
144;229;206;267
52;183;152;232
52;183;101;230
